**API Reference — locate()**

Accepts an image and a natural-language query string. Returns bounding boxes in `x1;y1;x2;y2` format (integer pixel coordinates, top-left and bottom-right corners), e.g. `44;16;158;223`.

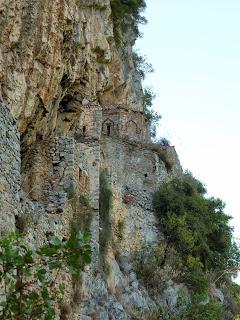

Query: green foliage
172;300;221;320
143;87;161;138
124;53;158;140
156;288;221;320
178;289;221;320
116;220;125;240
147;292;221;320
134;171;240;319
15;211;34;232
158;150;173;172
184;271;209;297
75;194;92;233
183;301;222;320
65;183;75;200
65;184;92;233
134;244;164;291
222;280;240;318
147;143;173;171
110;0;147;44
134;243;183;295
153;172;240;274
0;231;91;319
133;52;154;80
79;194;89;207
158;137;171;146
99;171;113;257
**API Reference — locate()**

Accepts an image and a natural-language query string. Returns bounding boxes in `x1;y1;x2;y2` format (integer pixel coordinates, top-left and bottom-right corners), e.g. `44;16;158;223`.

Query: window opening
107;124;111;136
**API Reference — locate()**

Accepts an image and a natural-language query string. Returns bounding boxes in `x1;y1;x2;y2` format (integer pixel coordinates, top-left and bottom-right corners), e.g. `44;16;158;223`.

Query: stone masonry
102;105;149;143
75;103;150;143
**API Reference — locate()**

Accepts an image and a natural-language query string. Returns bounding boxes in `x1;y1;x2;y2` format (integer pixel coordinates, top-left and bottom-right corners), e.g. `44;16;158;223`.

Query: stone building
102;105;150;143
78;104;150;143
78;105;103;140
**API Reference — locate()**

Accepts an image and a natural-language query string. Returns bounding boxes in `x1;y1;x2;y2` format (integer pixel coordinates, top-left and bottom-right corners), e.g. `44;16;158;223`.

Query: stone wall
101;136;182;252
77;105;102;140
76;140;101;268
73;136;183;320
0;103;20;235
21;137;78;213
102;105;149;143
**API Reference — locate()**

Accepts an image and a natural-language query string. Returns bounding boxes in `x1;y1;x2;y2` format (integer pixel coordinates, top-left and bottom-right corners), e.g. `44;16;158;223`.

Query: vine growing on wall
99;171;113;259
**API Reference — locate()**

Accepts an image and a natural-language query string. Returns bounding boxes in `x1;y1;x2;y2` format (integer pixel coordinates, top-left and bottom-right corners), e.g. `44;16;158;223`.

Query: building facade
78;104;150;143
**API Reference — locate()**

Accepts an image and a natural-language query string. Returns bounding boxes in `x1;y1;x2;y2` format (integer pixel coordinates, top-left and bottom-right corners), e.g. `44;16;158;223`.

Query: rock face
0;0;143;143
0;1;184;319
0;102;20;235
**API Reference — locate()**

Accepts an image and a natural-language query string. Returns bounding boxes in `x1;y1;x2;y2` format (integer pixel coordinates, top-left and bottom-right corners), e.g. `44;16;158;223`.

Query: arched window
102;119;114;136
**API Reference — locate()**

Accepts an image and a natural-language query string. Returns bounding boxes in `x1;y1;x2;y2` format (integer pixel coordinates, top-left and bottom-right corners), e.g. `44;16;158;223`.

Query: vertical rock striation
0;103;20;235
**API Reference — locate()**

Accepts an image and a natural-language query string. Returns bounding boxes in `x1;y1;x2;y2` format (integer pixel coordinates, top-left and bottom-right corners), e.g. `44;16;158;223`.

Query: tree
153;172;240;274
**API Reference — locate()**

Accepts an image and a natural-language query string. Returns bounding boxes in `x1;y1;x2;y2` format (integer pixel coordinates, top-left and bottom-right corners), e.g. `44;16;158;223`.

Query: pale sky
136;0;240;278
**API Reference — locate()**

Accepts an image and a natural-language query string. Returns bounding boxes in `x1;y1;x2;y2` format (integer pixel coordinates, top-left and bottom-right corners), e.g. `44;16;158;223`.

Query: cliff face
0;0;142;143
0;1;185;319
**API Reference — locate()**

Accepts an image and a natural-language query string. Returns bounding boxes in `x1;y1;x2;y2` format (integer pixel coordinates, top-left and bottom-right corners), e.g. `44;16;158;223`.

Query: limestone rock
0;1;186;319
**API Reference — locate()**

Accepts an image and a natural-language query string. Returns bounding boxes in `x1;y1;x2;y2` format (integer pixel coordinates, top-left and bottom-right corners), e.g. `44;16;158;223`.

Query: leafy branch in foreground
0;231;91;320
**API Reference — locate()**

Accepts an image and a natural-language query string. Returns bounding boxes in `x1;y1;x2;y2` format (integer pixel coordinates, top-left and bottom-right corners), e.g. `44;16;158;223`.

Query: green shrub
15;211;34;232
134;243;183;296
116;219;125;240
146;143;173;171
182;300;222;320
133;171;240;319
153;172;240;274
146;293;221;320
65;183;75;200
0;231;91;319
158;137;171;146
79;194;89;207
157;288;222;320
184;271;209;296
